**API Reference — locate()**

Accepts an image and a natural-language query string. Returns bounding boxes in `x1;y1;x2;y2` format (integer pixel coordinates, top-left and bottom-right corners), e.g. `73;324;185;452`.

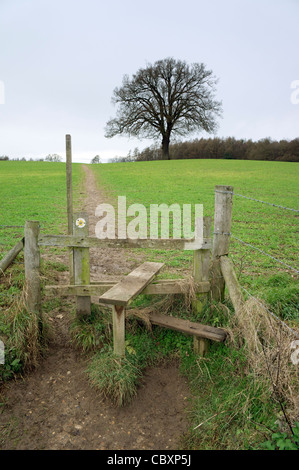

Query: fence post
66;134;74;283
24;221;42;328
73;212;91;319
211;185;234;302
193;216;211;355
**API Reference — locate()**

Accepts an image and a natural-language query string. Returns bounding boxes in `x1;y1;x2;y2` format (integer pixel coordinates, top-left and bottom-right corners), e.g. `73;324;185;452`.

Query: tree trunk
161;134;170;160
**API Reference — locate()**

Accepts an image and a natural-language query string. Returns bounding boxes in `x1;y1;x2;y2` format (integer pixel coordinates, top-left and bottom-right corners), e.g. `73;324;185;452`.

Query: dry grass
3;287;49;370
230;297;299;424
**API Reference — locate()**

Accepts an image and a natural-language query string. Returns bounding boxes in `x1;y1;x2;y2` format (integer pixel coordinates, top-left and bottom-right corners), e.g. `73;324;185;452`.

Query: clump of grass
70;304;112;352
230;296;299;425
0;287;50;382
179;344;278;450
87;348;142;406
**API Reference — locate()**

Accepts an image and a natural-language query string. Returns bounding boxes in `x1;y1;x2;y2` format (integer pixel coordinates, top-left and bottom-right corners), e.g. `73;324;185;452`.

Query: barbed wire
231;236;299;274
240;285;299;338
234;193;299;212
215;190;299;212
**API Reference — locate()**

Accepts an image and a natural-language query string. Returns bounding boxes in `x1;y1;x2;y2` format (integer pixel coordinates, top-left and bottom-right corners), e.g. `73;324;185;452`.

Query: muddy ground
0;165;191;450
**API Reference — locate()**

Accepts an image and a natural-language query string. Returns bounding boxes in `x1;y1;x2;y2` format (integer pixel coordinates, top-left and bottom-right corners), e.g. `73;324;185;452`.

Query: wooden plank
99;262;164;306
0;238;24;275
73;212;91;319
211;185;234;301
38;234;211;250
44;279;211;297
148;312;227;342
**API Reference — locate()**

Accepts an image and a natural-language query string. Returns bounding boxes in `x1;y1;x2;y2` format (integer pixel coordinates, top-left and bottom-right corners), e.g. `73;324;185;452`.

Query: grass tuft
87;348;142;406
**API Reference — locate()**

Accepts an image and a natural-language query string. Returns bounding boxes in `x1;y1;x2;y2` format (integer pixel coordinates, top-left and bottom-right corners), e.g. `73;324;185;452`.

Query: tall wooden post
73;212;91;319
211;185;234;302
24;221;42;329
193;216;211;356
66;134;74;283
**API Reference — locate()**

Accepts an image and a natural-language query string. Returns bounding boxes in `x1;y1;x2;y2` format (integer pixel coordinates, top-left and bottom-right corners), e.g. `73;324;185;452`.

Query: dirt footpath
0;165;191;450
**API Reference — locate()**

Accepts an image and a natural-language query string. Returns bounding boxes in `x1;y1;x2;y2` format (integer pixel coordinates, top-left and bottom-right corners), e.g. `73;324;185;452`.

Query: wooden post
73;212;91;319
24;221;42;327
192;216;211;355
66;134;74;283
211;185;233;302
112;305;126;356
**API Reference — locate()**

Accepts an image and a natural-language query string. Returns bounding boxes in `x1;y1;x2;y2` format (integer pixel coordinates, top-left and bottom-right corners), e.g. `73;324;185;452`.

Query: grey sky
0;0;298;163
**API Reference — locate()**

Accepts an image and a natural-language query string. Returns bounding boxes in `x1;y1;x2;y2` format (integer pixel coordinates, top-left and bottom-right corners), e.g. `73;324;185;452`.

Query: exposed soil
0;165;191;450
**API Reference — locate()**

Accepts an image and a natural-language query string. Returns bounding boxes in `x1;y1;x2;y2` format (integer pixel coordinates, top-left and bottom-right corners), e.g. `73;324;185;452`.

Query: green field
90;159;299;321
0;161;84;254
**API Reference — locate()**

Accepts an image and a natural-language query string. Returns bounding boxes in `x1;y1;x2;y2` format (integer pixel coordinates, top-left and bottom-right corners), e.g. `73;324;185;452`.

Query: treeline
109;137;299;163
0;154;62;162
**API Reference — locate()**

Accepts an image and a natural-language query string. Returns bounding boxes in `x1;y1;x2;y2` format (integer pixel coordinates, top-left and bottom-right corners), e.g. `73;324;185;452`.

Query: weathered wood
220;256;245;313
0;238;24;275
38;234;211;250
66;134;74;283
73;212;91;319
44;279;210;297
192;217;211;316
24;221;42;326
148;312;227;342
211;185;233;301
66;134;73;235
112;305;126;356
99;262;164;306
193;336;209;356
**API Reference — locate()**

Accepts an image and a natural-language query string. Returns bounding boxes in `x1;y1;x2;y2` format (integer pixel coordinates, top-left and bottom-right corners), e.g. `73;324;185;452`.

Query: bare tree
91;155;101;164
105;58;222;159
45;154;62;162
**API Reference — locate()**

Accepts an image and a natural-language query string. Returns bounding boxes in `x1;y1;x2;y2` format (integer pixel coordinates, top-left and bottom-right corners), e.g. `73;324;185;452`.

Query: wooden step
148;312;227;342
99;261;164;306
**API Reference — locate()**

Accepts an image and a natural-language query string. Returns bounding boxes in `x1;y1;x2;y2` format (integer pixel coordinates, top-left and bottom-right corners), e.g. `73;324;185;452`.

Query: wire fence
231;191;298;272
229;190;298;336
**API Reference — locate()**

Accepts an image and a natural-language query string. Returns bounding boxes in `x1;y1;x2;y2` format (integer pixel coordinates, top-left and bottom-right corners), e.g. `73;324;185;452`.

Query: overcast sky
0;0;298;163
